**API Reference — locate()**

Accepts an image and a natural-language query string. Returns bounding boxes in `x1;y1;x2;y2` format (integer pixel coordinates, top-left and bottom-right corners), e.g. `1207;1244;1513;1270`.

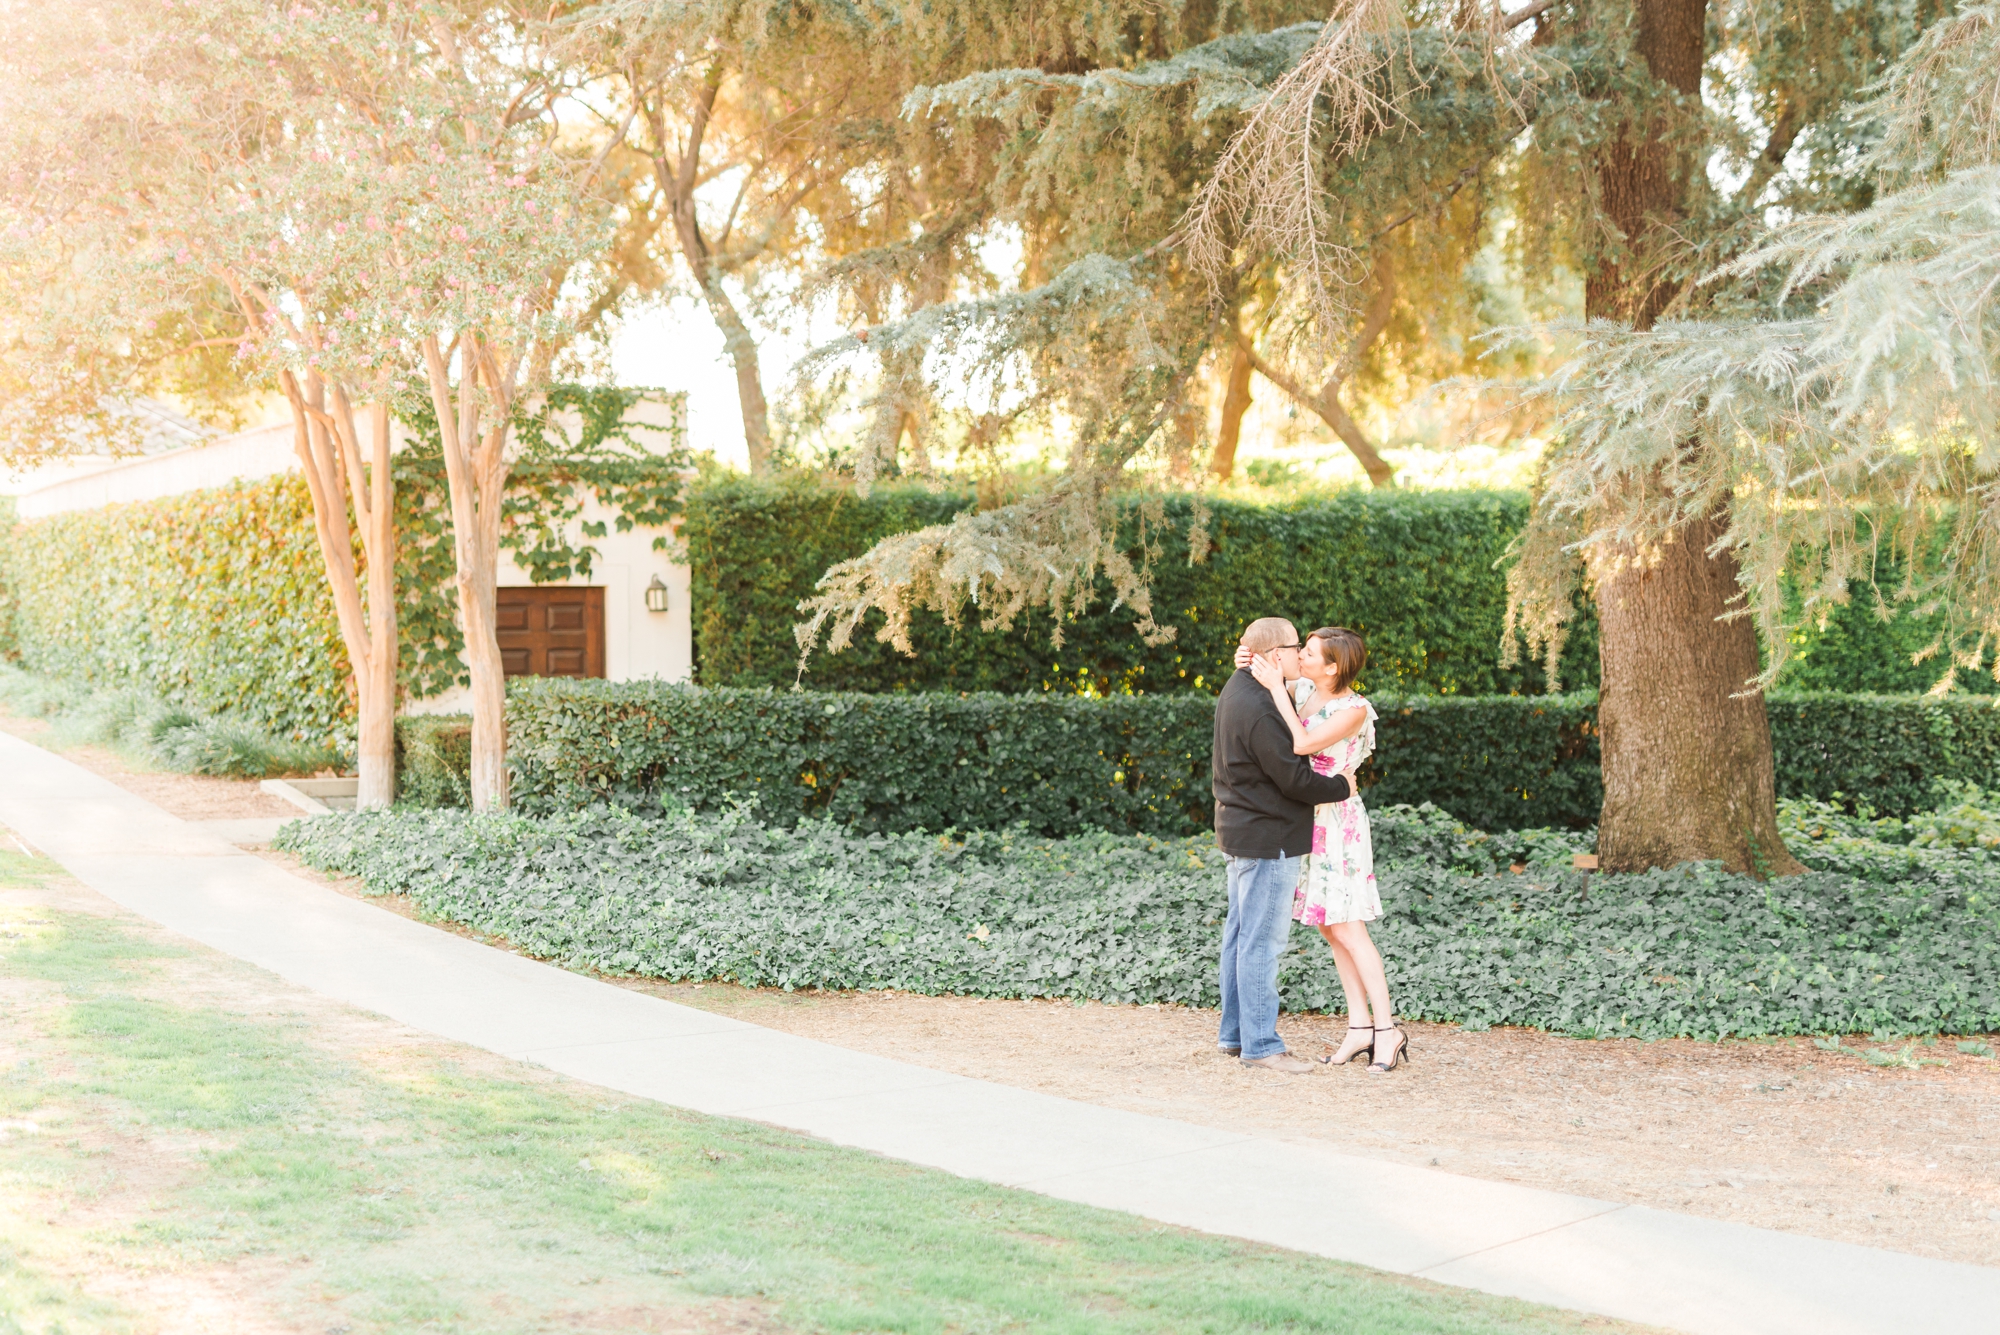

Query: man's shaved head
1239;617;1298;654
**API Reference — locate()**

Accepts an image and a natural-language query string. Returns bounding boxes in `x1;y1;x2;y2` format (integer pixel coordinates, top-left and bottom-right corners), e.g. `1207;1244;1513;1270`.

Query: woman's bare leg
1327;920;1399;1063
1319;924;1375;1062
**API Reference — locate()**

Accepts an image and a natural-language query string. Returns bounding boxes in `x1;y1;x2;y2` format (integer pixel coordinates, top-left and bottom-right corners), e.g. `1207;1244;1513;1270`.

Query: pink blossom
524;201;538;214
450;225;467;241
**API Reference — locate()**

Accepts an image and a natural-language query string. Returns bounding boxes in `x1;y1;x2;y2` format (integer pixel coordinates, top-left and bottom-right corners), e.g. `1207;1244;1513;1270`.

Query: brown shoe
1239;1052;1314;1075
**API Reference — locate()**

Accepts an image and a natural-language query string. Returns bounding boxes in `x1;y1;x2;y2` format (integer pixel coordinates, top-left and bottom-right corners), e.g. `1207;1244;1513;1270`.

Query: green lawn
0;856;1650;1334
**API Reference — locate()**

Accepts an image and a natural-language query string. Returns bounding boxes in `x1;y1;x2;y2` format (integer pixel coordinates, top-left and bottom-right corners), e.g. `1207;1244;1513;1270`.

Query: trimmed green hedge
500;679;1606;832
420;680;2000;832
684;476;1599;696
683;475;1980;698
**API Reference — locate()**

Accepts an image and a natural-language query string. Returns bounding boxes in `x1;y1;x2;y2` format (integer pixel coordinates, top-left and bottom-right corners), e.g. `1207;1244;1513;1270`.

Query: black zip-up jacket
1212;668;1354;859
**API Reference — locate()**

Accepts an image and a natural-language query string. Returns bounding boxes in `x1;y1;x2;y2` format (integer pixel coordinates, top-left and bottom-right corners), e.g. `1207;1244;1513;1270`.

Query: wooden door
496;587;605;679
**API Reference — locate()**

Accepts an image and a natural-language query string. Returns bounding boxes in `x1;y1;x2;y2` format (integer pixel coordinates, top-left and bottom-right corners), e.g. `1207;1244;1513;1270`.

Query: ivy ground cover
276;798;2000;1041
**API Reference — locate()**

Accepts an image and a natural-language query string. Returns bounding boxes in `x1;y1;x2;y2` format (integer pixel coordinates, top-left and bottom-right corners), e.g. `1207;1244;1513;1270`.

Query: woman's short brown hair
1310;626;1366;691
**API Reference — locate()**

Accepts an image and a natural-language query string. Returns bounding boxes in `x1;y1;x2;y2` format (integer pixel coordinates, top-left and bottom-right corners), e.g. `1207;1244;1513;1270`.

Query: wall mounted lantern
644;575;670;614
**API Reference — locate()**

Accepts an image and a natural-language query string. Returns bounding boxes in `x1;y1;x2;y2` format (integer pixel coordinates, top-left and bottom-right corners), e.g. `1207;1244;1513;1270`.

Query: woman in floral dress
1247;627;1409;1073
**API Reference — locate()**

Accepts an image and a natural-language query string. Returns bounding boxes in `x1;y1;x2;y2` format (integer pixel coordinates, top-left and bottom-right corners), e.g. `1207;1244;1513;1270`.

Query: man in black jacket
1213;617;1354;1073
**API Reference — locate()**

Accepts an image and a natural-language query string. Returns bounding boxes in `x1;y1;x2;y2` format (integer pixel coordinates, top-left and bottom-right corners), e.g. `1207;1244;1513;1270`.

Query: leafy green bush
275;796;2000;1039
396;714;473;807
495;679;1998;832
5;476;354;745
684;476;1599;696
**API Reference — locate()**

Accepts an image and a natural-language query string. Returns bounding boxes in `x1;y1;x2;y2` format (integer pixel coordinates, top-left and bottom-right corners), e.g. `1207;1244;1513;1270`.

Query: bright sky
607;295;768;472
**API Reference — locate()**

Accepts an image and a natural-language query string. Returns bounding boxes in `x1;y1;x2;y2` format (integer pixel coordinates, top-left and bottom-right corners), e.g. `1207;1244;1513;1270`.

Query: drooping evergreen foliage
782;0;1963;689
1507;6;2000;696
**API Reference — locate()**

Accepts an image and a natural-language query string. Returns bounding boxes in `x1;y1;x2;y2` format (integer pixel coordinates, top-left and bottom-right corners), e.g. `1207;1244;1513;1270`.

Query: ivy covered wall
1;387;690;746
8;474;354;743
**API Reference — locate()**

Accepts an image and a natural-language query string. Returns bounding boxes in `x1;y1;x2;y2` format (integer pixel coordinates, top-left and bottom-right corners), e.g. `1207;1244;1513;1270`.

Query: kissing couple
1211;617;1406;1075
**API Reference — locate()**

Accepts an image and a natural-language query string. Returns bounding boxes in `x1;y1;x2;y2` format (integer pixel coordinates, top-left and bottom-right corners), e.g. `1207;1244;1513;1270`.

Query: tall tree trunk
422;332;515;811
652;70;774;473
1212;336;1253;480
280;371;397;810
1587;0;1802;875
699;275;774;472
1594;509;1799;874
353;400;397;811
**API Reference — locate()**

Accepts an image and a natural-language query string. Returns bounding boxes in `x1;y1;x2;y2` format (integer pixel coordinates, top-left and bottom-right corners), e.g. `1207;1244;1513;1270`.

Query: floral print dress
1290;680;1381;926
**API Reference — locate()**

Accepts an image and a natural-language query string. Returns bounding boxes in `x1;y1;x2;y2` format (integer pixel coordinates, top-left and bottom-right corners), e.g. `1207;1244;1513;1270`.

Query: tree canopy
790;0;1959;668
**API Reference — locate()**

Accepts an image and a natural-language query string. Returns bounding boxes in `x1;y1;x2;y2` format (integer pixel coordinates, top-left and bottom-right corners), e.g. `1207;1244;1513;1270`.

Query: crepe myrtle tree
0;0;598;811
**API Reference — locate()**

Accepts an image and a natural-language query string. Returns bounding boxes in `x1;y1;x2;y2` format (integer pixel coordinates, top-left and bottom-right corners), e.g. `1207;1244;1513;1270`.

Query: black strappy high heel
1366;1022;1412;1074
1320;1025;1374;1065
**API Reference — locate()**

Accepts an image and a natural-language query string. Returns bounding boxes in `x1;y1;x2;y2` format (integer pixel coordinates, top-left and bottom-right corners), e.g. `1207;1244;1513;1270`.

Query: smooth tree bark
866;343;933;480
1211;330;1254;480
1586;0;1803;876
422;332;519;811
1237;251;1398;488
644;68;786;473
279;371;398;809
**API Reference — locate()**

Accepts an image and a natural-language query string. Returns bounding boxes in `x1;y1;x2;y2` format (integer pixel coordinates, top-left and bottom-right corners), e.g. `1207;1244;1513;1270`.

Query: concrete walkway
1;732;1994;1335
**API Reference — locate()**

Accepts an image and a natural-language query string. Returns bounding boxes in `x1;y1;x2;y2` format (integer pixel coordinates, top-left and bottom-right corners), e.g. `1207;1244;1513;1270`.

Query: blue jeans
1218;854;1300;1060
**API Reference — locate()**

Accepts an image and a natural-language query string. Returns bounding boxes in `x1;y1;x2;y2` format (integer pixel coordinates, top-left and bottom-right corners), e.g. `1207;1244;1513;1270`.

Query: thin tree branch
1501;0;1564;32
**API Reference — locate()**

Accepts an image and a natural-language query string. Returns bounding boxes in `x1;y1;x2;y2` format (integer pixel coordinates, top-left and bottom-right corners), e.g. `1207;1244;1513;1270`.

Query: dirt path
30;731;2000;1273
